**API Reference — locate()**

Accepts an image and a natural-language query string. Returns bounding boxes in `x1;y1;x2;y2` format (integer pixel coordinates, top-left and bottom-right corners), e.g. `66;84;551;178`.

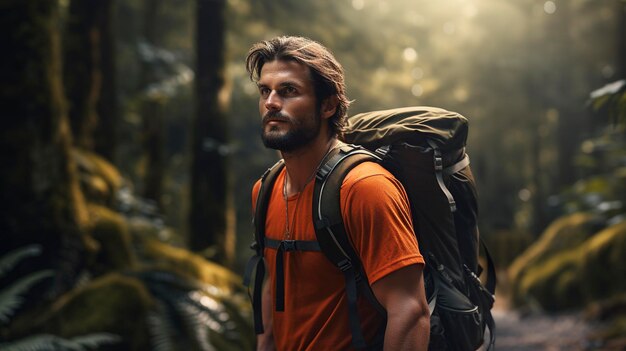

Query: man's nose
264;91;281;111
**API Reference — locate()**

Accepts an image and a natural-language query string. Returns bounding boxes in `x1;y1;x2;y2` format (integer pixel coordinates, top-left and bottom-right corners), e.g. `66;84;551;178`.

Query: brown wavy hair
245;36;350;138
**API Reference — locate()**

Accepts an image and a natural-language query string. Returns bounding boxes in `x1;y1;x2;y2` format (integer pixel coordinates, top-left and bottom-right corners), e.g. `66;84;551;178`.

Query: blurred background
1;0;625;350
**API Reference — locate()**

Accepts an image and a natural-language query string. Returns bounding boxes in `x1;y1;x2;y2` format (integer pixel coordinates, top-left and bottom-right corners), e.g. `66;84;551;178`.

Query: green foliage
0;246;121;350
590;80;626;130
0;246;44;276
0;270;54;324
0;245;54;324
136;270;254;351
0;333;120;351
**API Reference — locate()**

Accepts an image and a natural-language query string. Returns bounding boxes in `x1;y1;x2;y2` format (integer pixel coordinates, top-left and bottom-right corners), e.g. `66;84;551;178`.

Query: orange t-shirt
252;161;424;351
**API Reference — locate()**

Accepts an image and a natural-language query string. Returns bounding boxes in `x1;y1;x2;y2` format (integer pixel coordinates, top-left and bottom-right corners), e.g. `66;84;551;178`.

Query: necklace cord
282;142;340;239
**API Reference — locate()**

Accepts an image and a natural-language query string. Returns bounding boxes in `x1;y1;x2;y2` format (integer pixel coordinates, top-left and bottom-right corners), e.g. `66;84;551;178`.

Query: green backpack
244;106;496;350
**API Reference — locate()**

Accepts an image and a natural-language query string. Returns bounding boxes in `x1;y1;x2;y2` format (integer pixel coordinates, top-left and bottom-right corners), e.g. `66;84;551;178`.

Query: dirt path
493;307;597;350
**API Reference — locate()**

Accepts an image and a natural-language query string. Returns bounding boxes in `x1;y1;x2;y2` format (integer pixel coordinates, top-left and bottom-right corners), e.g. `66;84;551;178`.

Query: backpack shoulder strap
253;159;285;252
312;145;378;266
243;159;284;335
312;145;386;349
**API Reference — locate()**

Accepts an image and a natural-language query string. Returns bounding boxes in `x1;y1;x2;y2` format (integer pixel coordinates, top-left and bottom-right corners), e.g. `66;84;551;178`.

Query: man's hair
245;36;350;137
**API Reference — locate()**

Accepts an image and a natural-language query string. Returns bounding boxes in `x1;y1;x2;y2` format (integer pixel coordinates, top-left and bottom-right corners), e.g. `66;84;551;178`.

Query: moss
580;221;626;300
516;249;584;310
512;221;626;311
508;212;600;303
73;149;123;205
138;237;243;294
45;273;154;350
87;204;136;275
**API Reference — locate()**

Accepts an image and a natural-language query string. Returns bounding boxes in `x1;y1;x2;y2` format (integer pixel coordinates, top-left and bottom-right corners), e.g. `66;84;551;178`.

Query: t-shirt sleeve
341;166;424;285
252;179;261;212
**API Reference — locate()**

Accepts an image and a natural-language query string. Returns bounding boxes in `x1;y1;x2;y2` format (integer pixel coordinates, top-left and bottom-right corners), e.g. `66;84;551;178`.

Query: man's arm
371;264;430;351
257;281;275;351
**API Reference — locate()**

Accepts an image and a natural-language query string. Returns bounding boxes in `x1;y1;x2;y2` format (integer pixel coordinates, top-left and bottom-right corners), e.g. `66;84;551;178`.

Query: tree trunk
0;0;88;295
190;0;235;266
140;0;165;208
617;0;626;80
550;1;583;188
523;1;548;236
64;0;116;156
94;0;118;161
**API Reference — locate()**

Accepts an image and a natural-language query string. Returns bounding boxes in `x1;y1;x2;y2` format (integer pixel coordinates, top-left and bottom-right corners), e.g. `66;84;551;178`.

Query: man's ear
320;95;339;120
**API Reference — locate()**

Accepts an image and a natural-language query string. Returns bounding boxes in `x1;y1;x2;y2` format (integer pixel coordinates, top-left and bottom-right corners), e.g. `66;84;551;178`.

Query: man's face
257;60;322;152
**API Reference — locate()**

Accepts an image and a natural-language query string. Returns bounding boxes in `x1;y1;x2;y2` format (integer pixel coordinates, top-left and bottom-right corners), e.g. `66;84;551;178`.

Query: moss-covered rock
137;237;243;293
87;204;136;275
510;220;626;311
73;149;123;205
508;212;601;304
579;221;626;300
44;273;154;351
515;249;584;310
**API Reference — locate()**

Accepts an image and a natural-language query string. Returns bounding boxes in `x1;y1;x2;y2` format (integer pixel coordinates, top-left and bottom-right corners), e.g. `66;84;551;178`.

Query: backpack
244;106;496;351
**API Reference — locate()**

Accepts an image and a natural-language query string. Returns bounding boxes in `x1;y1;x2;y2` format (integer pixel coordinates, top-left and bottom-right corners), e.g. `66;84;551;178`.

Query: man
246;36;430;351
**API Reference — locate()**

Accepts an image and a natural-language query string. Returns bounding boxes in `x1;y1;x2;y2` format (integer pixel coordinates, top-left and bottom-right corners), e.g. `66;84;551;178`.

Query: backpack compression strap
313;145;387;350
243;160;284;334
426;140;470;213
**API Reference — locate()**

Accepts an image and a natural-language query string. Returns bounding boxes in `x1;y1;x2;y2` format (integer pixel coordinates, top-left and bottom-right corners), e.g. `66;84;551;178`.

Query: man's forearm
257;281;275;351
383;300;430;351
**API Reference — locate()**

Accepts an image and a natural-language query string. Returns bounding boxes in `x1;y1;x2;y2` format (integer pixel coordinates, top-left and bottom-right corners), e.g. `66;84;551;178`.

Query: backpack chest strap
264;238;321;312
264;238;321;252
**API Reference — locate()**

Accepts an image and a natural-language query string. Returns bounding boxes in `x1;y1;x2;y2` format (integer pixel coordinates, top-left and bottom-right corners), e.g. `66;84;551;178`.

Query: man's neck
281;136;341;196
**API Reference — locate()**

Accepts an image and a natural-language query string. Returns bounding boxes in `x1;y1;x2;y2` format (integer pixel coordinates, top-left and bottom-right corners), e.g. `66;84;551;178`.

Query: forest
1;0;625;350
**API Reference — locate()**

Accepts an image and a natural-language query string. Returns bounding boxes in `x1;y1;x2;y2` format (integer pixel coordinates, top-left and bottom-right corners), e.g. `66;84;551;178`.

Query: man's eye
259;87;270;97
283;86;297;95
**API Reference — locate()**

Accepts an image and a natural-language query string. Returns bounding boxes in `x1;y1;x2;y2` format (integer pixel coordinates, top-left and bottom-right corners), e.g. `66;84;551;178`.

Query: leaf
68;333;121;349
0;245;43;277
0;270;54;323
146;302;177;351
0;333;120;351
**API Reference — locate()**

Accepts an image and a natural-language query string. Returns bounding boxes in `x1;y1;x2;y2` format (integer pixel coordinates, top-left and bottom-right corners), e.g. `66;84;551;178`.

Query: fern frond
68;333;121;349
0;270;54;323
146;301;177;351
0;333;120;351
131;270;254;350
175;300;216;351
0;245;42;277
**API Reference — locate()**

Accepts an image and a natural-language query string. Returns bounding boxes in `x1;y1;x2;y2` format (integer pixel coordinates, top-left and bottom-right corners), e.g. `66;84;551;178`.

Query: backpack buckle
337;259;353;272
282;240;297;251
374;145;390;158
434;154;443;171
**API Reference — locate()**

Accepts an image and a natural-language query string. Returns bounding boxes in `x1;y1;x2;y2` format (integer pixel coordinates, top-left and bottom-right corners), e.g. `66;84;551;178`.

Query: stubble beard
261;111;322;152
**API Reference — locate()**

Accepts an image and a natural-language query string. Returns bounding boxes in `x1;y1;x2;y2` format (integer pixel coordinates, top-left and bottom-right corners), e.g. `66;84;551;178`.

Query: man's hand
371;264;430;351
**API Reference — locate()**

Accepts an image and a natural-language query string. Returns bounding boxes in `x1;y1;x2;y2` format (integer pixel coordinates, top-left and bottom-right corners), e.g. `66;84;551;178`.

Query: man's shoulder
341;160;395;187
339;161;409;204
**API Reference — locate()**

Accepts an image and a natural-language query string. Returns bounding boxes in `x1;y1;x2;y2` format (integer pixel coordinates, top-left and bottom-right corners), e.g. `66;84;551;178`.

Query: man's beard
261;111;321;152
